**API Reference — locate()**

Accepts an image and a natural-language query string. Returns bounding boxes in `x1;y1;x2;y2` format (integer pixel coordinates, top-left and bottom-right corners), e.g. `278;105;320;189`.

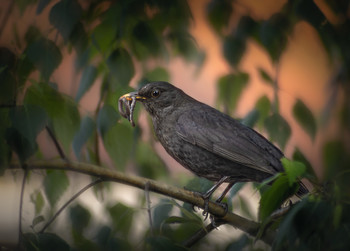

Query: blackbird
119;81;308;210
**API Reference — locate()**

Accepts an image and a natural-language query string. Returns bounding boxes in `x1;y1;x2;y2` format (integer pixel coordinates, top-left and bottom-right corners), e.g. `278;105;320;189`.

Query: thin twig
183;219;225;248
18;165;28;249
145;181;154;235
10;160;276;246
45;125;68;161
39;178;103;233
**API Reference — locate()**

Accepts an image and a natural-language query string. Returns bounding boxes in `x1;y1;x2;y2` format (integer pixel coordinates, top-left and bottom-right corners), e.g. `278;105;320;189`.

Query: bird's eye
151;89;160;98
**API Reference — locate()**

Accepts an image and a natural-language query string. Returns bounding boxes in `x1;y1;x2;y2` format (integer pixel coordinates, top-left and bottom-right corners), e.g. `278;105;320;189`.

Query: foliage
0;0;349;250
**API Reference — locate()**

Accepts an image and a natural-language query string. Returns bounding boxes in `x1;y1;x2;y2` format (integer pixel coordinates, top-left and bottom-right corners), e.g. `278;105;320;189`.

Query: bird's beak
120;91;146;101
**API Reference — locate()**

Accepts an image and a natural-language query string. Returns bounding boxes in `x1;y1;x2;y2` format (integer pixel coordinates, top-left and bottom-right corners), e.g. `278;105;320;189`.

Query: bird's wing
175;107;284;175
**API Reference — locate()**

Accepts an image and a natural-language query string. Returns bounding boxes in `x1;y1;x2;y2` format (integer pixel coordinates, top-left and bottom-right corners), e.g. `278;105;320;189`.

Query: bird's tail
296;181;309;197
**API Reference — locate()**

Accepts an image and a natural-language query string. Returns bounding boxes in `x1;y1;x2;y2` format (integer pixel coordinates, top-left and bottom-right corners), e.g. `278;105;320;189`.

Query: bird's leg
197;176;230;220
214;182;235;214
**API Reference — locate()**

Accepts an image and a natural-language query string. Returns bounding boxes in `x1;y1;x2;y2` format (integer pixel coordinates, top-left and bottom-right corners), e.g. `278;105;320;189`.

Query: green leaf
75;65;98;102
107;48;135;88
153;199;173;229
24;83;80;152
264;113;291;150
293;99;317;140
69;204;91;233
23;233;70;251
32;215;45;228
92;21;117;54
49;0;82;42
30;190;45;215
107;203;133;237
143;67;170;82
281;158;306;186
26;38;62;82
217;72;250;114
102;123;133;169
255;96;271;118
9;104;47;149
36;0;52;14
259;174;298;221
73;116;95;160
184;177;213;194
43;170;69;207
136;142;167;179
97;105;120;137
258;68;274;86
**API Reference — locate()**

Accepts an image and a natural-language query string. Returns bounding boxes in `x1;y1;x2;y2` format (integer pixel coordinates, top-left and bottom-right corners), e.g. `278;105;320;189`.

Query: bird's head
120;82;186;119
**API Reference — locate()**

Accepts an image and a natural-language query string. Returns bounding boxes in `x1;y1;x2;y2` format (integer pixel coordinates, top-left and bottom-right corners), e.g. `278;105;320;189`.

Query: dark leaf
97;105;120;137
26;38;62;82
206;0;233;34
43;170;69;207
96;226;132;250
146;236;186;251
36;0;52;14
255;95;271;126
5;127;37;163
102;122;133;169
73;116;95;160
9;104;47;149
107;203;133;237
223;35;246;67
292;147;316;181
107;48;135;88
241;109;259;127
264;113;291;150
293;99;317;140
184;177;213;194
226;235;251;251
75;65;98;102
23;233;70;251
153;199;173;229
235;16;258;40
136;142;167;179
49;0;82;42
91;21;117;54
259;13;290;61
24;82;80;152
69;204;91;233
131;21;162;59
258;68;274;86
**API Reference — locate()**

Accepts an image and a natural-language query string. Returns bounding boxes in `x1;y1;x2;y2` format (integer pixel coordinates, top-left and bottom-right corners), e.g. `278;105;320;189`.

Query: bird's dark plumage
120;81;308;200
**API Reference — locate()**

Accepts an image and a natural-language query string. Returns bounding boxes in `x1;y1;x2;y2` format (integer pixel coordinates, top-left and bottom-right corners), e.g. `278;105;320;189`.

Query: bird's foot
192;191;211;220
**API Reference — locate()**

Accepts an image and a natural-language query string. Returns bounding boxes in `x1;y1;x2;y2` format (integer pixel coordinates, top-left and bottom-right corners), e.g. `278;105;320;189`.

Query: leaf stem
39;178;103;233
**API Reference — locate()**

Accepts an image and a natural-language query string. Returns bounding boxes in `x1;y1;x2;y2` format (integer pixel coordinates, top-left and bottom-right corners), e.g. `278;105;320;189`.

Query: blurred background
0;0;349;250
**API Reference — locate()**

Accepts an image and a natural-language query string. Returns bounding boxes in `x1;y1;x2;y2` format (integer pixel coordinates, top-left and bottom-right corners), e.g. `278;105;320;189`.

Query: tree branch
10;160;276;245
